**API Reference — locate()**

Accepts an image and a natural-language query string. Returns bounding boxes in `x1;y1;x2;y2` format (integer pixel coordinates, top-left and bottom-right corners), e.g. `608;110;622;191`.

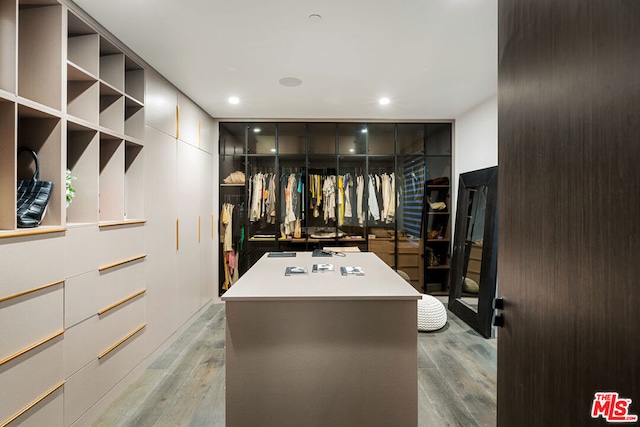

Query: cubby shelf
0;4;145;233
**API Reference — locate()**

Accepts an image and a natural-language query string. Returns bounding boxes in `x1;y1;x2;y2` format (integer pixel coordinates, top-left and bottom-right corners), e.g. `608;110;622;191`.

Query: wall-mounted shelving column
66;123;98;225
99;134;124;222
0;0;17;94
124;57;144;140
124;142;144;220
17;105;63;227
18;2;63;111
0;100;16;230
67;13;99;126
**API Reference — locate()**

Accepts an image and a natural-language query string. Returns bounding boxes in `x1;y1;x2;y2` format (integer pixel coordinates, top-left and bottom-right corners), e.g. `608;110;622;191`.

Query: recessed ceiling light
254;128;261;133
378;97;390;105
279;77;303;87
228;96;240;104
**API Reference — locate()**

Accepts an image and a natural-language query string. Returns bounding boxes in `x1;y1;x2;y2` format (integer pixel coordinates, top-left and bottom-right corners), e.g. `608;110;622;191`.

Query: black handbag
16;147;53;228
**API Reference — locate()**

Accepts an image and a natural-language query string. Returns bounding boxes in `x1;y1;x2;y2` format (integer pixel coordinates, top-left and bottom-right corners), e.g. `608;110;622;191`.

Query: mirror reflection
458;185;488;312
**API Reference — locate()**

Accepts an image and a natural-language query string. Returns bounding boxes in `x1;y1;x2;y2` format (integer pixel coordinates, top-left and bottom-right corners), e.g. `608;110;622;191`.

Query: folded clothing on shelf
223;171;245;184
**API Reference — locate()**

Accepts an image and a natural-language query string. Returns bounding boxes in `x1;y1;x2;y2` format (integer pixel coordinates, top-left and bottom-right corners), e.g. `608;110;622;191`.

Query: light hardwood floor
92;303;496;426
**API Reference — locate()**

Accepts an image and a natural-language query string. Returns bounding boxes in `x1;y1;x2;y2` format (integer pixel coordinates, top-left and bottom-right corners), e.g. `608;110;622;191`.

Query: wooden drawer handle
0;280;63;304
98;324;146;359
0;330;65;367
0;381;65;427
98;254;146;271
98;289;146;315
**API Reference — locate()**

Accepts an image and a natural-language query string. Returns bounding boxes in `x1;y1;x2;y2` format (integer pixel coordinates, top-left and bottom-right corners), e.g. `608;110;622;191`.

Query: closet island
222;251;421;426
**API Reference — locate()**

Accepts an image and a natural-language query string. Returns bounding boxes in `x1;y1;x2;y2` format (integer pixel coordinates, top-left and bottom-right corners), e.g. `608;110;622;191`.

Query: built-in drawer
97;260;145;315
0;282;63;364
64;325;146;426
65;270;100;328
0;234;65;299
98;295;146;356
65;224;99;278
64;315;99;378
0;336;64;426
97;224;145;268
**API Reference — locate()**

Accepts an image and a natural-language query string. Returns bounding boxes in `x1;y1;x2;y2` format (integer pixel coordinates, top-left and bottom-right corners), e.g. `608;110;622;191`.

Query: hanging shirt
344;173;353;219
368;175;380;221
323;175;336;223
268;174;277;224
337;175;344;226
356;175;365;226
387;173;396;223
250;173;263;222
224;203;234;252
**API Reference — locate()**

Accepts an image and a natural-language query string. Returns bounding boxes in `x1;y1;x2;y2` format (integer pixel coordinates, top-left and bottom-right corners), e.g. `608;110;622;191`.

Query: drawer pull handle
98;289;146;315
0;280;63;304
1;381;65;427
0;329;65;367
98;254;146;271
98;324;146;359
98;219;146;228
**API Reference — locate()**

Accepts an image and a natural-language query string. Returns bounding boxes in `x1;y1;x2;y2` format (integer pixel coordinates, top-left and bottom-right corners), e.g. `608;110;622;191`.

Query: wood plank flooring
92;303;496;426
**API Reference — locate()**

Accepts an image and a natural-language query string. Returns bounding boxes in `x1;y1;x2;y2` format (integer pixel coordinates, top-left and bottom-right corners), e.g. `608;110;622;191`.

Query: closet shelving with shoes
218;121;452;296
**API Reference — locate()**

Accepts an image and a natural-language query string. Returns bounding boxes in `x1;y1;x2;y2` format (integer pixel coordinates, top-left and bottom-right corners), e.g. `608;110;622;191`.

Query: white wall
452;95;498;216
455;95;498;177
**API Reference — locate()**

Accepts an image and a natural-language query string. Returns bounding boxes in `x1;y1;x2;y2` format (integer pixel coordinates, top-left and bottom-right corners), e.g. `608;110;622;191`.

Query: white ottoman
417;294;447;331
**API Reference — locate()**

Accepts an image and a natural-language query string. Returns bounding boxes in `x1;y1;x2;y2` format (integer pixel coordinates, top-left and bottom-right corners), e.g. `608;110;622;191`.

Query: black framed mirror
448;166;498;338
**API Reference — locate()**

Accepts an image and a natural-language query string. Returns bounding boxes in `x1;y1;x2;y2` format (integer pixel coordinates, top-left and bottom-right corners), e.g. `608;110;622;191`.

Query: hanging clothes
337;175;345;226
323;175;336;223
344;173;353;221
249;173;263;222
367;175;380;221
267;174;277;224
387;173;396;223
356;174;365;226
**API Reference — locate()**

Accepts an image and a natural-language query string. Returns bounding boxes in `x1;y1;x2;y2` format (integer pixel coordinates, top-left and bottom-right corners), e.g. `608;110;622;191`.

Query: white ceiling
72;0;497;121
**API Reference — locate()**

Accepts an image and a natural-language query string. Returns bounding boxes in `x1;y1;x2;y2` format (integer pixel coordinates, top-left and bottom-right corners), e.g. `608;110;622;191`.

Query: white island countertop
222;251;421;301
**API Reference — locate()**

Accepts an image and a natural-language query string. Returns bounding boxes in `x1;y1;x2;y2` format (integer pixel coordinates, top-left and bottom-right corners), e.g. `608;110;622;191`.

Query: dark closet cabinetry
218;122;452;295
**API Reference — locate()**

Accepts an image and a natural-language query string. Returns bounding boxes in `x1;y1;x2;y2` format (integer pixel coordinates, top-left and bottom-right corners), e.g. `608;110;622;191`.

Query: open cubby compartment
125;56;144;104
67;11;99;76
0;100;16;230
99;133;124;222
99;82;124;134
17;103;63;227
124;95;144;140
124;141;144;220
99;37;124;92
17;1;63;111
67;122;99;224
0;0;17;94
67;72;99;125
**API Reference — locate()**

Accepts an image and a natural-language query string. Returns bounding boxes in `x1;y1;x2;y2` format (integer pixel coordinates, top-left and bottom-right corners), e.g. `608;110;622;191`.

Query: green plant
66;169;77;207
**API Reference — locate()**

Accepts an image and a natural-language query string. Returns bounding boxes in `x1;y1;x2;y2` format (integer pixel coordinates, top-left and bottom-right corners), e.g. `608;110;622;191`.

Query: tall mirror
448;166;498;338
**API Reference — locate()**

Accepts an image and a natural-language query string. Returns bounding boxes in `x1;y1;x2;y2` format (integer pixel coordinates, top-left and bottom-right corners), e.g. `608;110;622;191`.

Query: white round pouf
417;294;447;331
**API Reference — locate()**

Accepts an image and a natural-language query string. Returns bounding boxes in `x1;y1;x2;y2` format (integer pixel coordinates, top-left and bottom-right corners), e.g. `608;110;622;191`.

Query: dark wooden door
497;1;640;425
